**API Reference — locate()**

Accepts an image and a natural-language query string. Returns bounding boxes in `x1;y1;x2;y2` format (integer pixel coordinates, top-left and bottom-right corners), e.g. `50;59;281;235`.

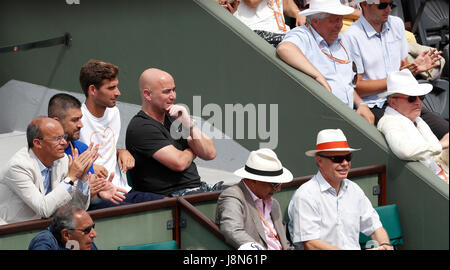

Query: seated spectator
78;59;165;210
377;70;449;183
126;68;223;197
340;0;445;81
0;117;95;225
288;129;393;250
216;0;241;14
215;148;294;250
29;202;98;250
341;0;448;139
234;0;304;47
277;0;375;125
48;93;132;206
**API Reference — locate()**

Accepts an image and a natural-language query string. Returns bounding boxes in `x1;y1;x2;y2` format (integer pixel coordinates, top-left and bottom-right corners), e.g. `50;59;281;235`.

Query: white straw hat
305;129;361;157
234;148;293;184
300;0;354;17
378;69;433;98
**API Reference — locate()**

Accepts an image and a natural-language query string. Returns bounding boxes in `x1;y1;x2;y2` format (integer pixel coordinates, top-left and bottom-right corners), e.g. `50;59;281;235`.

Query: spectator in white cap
288;129;393;249
341;0;447;140
277;0;375;125
377;69;449;183
215;148;294;250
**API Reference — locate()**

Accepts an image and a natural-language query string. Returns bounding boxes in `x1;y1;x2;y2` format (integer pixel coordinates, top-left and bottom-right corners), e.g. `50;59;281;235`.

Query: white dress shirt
288;171;382;249
342;15;409;108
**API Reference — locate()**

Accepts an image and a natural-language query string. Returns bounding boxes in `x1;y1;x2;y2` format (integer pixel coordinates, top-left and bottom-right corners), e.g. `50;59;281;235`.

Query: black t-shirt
125;110;201;195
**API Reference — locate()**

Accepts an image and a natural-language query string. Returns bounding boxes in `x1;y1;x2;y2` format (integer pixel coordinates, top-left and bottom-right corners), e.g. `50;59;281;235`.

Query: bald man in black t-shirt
126;68;217;196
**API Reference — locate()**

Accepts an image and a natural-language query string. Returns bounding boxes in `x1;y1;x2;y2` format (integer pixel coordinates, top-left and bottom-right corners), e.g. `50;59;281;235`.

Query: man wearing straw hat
377;69;449;183
215;148;294;250
277;0;375;125
288;129;393;249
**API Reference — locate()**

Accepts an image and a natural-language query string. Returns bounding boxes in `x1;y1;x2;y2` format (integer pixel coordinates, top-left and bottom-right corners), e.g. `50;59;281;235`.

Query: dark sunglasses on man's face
394;95;425;103
377;2;396;10
70;223;95;235
318;153;352;163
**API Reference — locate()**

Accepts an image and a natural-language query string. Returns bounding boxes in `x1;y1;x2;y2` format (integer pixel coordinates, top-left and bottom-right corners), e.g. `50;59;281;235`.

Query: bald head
27;117;63;149
139;68;174;93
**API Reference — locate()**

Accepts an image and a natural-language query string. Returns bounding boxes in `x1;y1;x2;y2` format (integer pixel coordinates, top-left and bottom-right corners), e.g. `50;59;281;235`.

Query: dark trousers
88;190;165;211
371;104;449;140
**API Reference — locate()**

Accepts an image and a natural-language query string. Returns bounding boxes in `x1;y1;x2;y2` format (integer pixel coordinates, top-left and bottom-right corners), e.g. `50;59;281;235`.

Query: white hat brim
234;166;293;184
378;83;433;98
300;5;354;17
305;147;361;157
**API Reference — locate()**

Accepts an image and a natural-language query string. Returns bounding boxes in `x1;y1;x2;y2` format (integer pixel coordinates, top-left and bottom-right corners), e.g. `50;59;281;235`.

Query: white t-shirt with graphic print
80;103;131;192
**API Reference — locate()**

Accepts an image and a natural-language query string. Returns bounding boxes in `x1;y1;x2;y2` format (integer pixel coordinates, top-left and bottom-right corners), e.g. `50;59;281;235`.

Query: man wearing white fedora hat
377;69;449;183
341;0;448;140
288;129;392;249
215;148;294;250
277;0;375;125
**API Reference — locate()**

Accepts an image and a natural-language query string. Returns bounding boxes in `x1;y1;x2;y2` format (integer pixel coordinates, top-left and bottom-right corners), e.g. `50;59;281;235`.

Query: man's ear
33;138;42;149
61;229;71;243
143;88;152;101
88;84;96;97
388;96;397;109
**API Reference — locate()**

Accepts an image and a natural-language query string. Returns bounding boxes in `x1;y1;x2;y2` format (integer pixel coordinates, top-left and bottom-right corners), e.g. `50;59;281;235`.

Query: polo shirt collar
360;14;391;38
315;171;349;195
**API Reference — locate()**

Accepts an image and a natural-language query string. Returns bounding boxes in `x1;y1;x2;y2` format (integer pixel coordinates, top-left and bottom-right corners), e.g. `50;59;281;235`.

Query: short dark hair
26;117;45;149
48;93;82;121
79;59;119;97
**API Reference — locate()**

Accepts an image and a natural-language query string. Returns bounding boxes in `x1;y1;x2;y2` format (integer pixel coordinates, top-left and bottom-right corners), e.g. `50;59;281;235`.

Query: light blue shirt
34;155;89;195
342;15;409;108
281;25;355;108
288;171;382;250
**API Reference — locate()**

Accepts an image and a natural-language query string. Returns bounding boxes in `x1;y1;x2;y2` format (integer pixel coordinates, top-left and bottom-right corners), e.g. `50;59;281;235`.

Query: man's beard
66;132;79;142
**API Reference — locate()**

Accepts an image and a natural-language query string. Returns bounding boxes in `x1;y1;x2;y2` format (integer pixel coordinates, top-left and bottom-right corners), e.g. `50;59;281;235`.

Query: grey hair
51;200;85;242
306;12;331;25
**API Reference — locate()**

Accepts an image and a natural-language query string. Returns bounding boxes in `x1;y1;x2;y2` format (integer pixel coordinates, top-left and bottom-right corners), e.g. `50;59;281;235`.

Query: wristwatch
63;177;74;186
356;102;368;109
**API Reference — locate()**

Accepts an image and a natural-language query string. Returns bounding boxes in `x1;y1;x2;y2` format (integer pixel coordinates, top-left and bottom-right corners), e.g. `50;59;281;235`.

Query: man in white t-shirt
79;59;164;210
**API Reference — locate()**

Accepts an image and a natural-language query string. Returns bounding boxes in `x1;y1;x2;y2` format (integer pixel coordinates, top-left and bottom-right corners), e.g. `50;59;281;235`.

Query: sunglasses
318;153;352;163
70;223;95;235
377;2;396;10
352;61;358;85
394;95;425;103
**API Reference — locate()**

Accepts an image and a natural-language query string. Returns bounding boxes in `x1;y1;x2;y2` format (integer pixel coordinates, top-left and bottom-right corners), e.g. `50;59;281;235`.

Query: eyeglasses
377;2;396;10
70;223;95;235
318;153;352;163
352;61;358;85
38;134;68;143
270;183;282;189
393;95;425;103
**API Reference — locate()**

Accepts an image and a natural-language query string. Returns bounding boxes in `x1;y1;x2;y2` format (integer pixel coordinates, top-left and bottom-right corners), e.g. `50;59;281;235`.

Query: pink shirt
244;183;282;250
